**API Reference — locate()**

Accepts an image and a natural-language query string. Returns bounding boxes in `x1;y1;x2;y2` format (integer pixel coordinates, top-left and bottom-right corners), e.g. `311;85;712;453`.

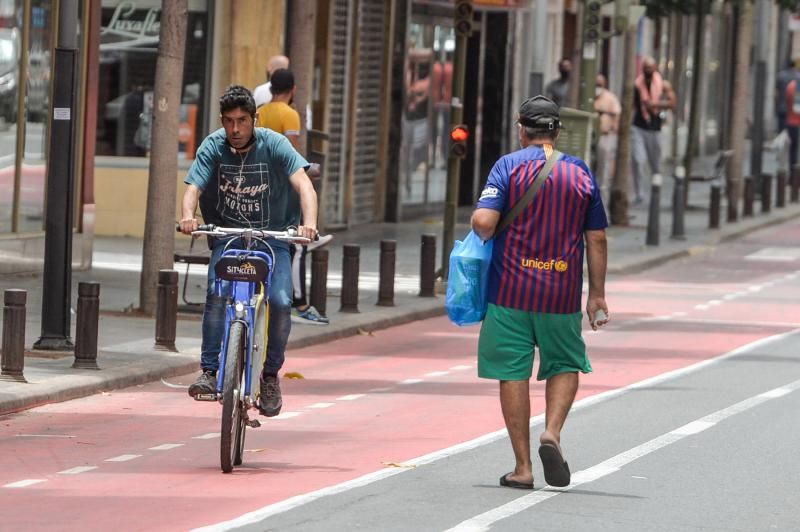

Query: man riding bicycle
178;85;318;417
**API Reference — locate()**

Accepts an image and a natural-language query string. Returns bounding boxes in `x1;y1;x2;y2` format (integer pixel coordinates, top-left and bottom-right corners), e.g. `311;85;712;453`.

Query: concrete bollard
792;165;800;203
310;248;329;317
377;240;396;307
155;270;178;351
419;234;436;298
743;177;754;217
1;289;27;382
761;173;772;214
709;180;721;229
340;244;360;313
73;282;100;369
646;174;661;246
776;170;786;208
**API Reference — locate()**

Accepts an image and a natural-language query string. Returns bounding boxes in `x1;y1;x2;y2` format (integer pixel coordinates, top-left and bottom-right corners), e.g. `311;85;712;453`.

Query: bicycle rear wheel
221;321;245;473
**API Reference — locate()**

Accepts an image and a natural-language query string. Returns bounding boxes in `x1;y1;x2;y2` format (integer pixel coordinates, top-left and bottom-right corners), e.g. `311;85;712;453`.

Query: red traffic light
450;125;469;142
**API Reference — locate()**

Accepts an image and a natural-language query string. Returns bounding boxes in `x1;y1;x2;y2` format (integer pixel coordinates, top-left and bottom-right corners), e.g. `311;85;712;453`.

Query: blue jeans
201;238;293;375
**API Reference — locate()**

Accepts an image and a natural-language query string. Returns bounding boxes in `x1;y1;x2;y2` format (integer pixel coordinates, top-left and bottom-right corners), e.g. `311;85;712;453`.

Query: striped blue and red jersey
476;144;608;314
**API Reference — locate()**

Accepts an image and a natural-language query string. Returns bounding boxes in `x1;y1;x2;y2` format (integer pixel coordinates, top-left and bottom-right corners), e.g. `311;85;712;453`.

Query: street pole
441;0;471;281
749;0;769;182
34;0;79;351
577;0;602;113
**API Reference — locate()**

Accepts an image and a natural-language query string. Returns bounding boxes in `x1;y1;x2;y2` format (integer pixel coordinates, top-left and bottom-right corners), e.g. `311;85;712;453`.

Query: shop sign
100;1;161;51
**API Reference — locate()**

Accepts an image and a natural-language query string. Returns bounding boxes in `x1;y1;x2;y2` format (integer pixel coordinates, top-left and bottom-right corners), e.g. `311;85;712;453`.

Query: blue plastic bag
445;230;493;326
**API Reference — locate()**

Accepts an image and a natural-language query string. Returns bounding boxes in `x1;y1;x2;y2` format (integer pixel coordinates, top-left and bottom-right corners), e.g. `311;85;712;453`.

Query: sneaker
291;305;330;325
188;370;216;397
307;234;333;252
258;374;282;417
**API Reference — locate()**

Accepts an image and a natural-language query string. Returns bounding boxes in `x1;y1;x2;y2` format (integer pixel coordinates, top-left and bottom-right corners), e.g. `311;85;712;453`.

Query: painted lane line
105;454;142;463
192;433;219;440
337;394;365;401
445;377;800;532
192;329;800;532
759;388;792;399
308;402;335;409
149;443;184;451
273;412;302;420
748;286;762;292
4;479;47;488
425;371;450;378
707;300;722;306
449;365;473;371
722;294;738;301
58;466;98;475
671;311;688;317
367;387;392;393
667;317;800;329
400;379;424;385
695;304;710;310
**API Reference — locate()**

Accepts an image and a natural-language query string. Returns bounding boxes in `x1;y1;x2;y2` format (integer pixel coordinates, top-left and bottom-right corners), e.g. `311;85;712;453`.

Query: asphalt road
2;218;799;532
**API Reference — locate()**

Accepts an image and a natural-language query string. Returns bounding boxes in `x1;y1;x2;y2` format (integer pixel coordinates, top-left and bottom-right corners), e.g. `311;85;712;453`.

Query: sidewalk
2;174;799;416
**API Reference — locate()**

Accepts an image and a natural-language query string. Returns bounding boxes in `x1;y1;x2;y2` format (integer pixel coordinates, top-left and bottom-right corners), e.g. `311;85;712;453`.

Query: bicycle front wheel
221;321;245;473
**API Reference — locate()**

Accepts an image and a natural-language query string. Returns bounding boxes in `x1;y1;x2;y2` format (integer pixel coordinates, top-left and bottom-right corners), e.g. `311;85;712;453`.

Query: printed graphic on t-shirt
216;162;271;227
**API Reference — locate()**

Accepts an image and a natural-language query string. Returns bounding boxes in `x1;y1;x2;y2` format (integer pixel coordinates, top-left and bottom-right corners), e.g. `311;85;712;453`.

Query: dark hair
219;85;256;116
269;69;295;95
522;127;558;142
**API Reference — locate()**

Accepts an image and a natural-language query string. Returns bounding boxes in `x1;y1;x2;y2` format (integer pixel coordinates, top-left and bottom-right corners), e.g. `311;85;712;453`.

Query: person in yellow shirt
257;69;332;325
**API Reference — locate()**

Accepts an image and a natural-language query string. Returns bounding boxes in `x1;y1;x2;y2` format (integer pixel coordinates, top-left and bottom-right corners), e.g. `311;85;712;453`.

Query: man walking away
253;54;290;109
545;59;572;107
472;95;609;489
631;57;672;204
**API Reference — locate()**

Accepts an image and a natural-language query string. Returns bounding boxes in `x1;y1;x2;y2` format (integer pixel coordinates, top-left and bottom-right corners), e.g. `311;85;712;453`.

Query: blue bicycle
190;225;309;473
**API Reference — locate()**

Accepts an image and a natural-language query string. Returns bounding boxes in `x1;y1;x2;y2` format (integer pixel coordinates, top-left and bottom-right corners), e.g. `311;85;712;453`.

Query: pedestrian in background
777;58;800;167
253;54;290;109
593;73;621;204
257;69;332;325
545;59;572;107
631;57;673;204
471;95;609;489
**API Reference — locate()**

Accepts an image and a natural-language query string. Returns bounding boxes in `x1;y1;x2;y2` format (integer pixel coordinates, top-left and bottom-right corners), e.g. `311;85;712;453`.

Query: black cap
518;95;561;131
270;68;295;95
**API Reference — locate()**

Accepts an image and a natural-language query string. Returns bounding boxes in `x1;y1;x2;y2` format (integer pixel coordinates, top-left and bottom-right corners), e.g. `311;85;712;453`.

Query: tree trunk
139;0;188;315
610;25;637;226
726;0;753;223
288;0;317;155
683;0;707;205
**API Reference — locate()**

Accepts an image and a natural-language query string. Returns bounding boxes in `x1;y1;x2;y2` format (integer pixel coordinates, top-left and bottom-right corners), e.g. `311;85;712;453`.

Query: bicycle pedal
247;419;261;428
194;393;218;401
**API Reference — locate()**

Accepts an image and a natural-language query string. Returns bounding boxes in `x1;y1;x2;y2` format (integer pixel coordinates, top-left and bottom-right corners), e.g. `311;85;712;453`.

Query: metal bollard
776;170;786;208
1;289;27;382
310;248;329;317
743;177;754;217
377;240;396;307
792;165;800;203
419;234;436;297
73;282;100;369
340;244;360;313
709;180;721;229
155;270;178;351
646;173;661;246
671;170;686;240
761;173;772;214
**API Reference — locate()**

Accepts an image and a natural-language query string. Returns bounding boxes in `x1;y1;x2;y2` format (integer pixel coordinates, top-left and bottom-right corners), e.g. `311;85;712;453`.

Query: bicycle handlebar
175;223;312;243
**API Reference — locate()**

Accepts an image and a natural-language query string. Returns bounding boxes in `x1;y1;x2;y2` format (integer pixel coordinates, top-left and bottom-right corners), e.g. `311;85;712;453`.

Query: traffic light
450;125;469;159
584;0;602;42
455;0;473;37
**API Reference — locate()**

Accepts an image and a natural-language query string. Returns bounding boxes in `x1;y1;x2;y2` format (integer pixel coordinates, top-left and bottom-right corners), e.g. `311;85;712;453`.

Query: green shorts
478;304;592;381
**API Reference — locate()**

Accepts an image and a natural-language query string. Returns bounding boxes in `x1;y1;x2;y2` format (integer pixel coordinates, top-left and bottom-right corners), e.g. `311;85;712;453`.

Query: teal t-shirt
185;127;308;230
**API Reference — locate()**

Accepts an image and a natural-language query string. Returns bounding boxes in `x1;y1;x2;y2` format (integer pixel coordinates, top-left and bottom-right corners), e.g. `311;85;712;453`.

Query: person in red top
472;95;609;490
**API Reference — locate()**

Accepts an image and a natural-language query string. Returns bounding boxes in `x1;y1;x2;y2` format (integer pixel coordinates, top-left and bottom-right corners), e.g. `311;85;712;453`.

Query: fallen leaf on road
382;462;416;469
357;328;374;336
284;372;304;379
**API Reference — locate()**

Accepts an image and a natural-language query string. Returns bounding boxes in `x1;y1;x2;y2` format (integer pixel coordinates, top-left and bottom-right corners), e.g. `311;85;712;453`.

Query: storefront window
96;0;209;159
0;1;20;233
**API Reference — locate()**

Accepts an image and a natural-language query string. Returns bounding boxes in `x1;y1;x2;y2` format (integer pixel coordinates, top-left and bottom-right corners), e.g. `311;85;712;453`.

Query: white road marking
308;402;335;409
425;371;450;377
744;247;800;262
671;311;688;317
105;454;142;462
449;365;472;371
4;479;46;488
192;329;800;532
337;394;365;401
58;466;98;475
273;412;302;420
367;388;392;393
722;294;738;301
760;388;792;399
695;304;710;310
748;286;762;292
708;300;722;306
445;378;800;532
149;443;184;451
192;433;219;440
399;379;423;385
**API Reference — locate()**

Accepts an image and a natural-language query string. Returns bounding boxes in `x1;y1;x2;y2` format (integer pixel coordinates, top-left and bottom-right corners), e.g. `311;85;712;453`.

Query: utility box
557;107;595;163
